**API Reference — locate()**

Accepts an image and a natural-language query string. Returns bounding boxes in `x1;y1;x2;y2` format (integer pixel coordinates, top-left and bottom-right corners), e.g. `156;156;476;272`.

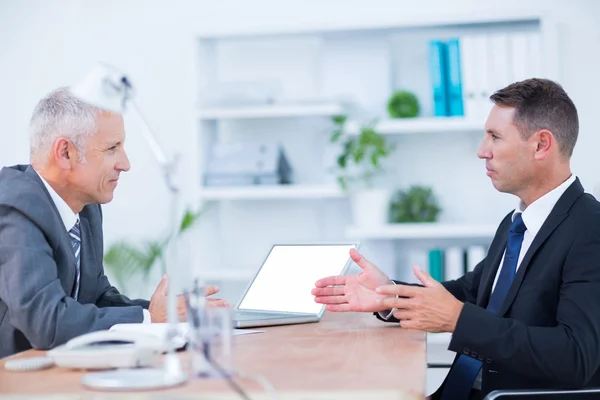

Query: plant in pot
387;90;420;119
103;206;207;296
329;115;395;227
389;186;441;223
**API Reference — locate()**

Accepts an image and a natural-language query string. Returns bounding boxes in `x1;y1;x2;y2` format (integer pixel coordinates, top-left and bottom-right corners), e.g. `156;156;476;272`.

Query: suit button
486;358;492;364
471;351;478;358
463;348;470;355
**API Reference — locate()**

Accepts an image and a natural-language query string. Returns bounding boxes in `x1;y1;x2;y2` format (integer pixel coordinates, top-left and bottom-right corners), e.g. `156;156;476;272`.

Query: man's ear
533;129;553;160
53;138;76;169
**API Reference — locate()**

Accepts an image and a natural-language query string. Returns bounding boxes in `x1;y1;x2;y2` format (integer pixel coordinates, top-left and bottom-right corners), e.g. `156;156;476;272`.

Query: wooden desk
0;312;426;399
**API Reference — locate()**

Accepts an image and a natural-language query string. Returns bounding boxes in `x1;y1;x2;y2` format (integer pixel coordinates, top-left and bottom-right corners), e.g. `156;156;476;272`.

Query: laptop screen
237;244;358;314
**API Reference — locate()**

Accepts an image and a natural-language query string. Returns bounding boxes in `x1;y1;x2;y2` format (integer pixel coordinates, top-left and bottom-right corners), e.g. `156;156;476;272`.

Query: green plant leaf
330;129;343;143
104;206;207;293
337;153;347;169
180;206;207;233
332;115;347;125
389;186;441;223
327;115;394;191
104;241;157;291
337;175;348;191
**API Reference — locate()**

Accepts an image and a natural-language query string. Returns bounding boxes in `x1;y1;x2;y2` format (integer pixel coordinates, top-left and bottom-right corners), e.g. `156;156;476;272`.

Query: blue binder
446;38;464;116
429;40;449;117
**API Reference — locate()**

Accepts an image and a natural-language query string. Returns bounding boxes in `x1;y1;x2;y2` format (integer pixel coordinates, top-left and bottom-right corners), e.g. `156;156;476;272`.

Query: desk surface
0;312;426;399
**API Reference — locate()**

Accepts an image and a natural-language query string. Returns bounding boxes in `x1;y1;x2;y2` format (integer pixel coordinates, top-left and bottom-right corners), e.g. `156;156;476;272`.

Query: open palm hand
312;249;393;313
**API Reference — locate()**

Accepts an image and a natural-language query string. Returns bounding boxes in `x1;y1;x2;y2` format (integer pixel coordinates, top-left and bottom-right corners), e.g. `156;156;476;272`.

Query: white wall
1;0;599;301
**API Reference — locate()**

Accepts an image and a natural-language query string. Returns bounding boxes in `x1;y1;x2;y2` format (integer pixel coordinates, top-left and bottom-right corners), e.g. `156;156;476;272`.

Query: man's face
69;112;130;205
477;105;536;195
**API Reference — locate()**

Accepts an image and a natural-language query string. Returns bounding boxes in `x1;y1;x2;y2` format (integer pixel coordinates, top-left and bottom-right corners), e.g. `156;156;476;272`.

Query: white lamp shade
70;63;134;113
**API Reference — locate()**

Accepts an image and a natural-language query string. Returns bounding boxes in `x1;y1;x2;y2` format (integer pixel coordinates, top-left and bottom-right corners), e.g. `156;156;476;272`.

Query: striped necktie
69;220;81;300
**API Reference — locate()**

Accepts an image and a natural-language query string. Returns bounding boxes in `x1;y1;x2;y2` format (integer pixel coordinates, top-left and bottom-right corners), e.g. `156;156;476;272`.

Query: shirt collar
513;174;577;236
34;169;79;232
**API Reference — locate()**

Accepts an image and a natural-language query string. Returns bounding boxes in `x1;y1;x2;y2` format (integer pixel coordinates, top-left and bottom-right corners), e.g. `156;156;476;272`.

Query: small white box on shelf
203;141;293;187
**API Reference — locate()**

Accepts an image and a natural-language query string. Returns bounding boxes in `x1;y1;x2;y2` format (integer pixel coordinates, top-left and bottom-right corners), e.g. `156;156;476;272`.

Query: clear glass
184;282;234;379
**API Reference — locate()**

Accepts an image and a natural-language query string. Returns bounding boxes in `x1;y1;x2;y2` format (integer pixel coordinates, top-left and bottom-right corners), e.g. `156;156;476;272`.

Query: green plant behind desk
389;186;441;223
329;115;395;191
103;207;206;293
387;90;420;119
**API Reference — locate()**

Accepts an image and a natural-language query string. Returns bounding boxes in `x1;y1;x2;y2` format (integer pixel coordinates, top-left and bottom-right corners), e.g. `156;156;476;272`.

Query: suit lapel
24;165;77;297
477;219;510;307
496;178;584;316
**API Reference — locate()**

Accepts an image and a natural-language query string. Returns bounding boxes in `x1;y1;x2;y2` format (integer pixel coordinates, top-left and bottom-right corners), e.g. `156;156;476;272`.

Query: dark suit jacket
378;178;600;399
0;164;150;358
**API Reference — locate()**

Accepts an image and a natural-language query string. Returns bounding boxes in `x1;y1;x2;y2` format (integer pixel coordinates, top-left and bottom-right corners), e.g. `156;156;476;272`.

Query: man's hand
376;266;463;332
148;275;226;323
312;248;394;313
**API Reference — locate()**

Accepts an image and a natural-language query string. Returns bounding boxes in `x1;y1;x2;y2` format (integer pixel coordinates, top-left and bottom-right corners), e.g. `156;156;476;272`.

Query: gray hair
29;87;101;164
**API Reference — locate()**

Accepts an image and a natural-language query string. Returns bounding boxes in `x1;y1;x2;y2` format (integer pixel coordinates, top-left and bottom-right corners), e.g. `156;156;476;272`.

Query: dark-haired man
313;78;600;399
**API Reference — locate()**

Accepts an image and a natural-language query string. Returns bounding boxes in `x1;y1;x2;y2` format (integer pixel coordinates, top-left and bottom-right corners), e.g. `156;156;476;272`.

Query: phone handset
47;329;168;370
64;330;165;350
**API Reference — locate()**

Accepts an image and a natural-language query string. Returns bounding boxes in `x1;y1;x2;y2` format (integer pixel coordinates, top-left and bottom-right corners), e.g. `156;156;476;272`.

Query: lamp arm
127;102;171;168
124;101;182;377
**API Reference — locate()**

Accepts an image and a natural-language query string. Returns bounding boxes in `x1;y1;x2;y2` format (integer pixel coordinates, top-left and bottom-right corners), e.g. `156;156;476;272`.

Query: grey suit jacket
0;164;150;358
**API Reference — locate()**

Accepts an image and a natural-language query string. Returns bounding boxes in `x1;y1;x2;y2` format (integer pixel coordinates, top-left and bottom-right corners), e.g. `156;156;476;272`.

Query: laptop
233;242;359;328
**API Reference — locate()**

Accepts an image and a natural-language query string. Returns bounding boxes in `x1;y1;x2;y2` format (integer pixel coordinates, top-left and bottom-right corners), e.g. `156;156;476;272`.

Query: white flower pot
350;188;391;228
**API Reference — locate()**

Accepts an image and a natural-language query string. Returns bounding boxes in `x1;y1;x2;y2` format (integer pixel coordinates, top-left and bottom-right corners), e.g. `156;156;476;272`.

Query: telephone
47;329;171;370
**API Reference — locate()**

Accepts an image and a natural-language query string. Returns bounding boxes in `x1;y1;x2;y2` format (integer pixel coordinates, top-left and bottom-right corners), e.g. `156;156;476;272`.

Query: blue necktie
440;213;527;400
69;220;81;300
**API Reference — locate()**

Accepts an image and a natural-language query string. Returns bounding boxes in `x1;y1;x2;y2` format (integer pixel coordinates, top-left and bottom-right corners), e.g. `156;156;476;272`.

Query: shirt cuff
378;281;398;320
142;309;152;323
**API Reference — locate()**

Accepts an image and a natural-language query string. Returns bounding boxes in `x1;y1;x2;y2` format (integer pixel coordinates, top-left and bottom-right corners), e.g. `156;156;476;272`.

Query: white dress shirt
34;169;151;323
36;171;79;233
491;173;577;291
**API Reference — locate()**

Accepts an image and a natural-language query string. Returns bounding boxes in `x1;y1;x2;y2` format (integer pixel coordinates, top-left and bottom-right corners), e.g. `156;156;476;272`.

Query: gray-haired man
0;87;224;358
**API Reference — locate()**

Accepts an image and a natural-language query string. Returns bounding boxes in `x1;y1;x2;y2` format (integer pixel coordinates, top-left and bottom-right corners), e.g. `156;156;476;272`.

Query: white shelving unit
200;184;344;201
345;223;497;240
346;116;484;136
198;102;344;120
192;11;559;286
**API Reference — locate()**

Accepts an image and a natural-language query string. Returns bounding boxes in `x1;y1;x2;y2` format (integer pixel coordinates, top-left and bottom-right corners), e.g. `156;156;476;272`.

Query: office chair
483;389;600;399
428;363;600;400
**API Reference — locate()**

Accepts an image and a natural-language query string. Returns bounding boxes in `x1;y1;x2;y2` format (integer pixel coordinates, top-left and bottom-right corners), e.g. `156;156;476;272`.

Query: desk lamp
70;63;187;390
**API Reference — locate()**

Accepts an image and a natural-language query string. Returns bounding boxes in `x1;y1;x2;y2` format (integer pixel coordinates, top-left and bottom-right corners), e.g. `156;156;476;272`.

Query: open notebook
110;322;263;349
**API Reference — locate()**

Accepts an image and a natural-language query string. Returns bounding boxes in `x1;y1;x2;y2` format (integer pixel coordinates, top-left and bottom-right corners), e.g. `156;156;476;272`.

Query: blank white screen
238;244;356;314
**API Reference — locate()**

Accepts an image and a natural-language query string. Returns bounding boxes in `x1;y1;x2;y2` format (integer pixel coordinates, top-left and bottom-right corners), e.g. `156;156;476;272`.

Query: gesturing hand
376;266;463;332
312;248;394;313
149;275;227;323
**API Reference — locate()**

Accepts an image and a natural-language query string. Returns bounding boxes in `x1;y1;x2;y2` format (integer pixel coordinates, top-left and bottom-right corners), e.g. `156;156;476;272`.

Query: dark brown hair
490;78;579;158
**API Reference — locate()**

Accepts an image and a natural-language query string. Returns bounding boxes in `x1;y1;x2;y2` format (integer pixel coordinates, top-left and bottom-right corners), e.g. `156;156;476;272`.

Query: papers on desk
109;322;263;349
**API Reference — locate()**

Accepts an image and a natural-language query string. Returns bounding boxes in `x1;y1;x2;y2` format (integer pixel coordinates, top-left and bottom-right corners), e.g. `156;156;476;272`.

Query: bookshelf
191;11;559;286
200;184;344;201
345;223;497;240
197;102;344;120
346;117;483;136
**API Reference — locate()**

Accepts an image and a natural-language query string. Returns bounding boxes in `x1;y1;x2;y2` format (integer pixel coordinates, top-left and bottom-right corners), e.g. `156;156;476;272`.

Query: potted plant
389;186;441;223
387;90;420;119
103;206;207;296
329;115;395;227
